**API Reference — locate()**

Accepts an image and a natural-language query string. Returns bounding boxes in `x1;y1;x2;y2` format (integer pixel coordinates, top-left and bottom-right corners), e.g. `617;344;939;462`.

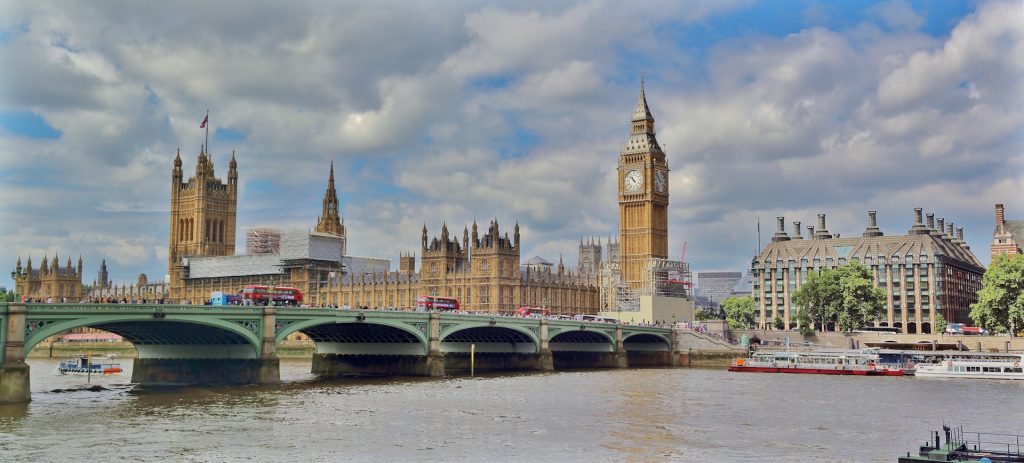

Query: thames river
1;358;1021;462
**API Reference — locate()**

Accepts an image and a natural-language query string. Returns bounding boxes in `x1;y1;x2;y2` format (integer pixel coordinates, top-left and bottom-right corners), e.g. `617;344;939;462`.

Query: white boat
914;352;1024;380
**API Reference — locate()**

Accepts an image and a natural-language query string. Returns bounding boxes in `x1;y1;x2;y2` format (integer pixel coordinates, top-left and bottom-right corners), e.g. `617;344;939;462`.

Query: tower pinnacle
315;161;345;238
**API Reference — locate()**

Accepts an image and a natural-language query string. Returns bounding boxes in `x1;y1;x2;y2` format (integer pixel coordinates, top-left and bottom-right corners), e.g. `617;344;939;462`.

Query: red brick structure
990;203;1023;262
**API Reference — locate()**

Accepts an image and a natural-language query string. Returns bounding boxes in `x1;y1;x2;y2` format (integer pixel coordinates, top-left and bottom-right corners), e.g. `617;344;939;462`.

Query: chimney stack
996;203;1005;227
937;218;946;237
807;225;815;238
926;213;935;229
957;227;964;241
772;217;791;242
864;210;883;237
909;207;930;234
946;223;955;242
793;221;802;239
814;214;831;239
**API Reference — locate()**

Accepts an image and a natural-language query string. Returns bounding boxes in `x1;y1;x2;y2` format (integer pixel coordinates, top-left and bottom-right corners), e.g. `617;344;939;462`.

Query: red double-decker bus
239;285;303;306
415;296;460;311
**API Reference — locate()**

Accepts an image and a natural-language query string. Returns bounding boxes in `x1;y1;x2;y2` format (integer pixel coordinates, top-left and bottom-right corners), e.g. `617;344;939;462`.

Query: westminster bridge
0;303;728;403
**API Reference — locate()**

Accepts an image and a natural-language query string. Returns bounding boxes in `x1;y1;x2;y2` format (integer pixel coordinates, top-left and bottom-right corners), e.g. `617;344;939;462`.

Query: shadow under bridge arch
91;320;258;359
441;326;538;354
622;333;672;352
549;329;615;352
300;322;427;356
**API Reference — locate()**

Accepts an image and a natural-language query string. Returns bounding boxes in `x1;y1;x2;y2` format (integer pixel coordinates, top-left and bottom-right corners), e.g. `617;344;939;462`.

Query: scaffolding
642;258;692;299
599;257;692;313
246;228;281;255
599;261;640;313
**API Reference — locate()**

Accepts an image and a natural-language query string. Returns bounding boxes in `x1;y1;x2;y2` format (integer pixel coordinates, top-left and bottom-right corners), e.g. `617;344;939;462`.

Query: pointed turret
77;255;83;276
558;255;564;274
173;148;183;186
632;74;654;123
472;220;479;248
421;223;428;250
315;161;345;237
26;255;32;273
514;221;520;248
228;150;238;191
16;256;22;274
40;254;49;274
463;226;469;250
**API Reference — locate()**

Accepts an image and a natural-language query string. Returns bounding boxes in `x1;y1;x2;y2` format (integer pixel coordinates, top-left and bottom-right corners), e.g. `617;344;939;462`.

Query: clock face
655;170;667;193
624;170;643;192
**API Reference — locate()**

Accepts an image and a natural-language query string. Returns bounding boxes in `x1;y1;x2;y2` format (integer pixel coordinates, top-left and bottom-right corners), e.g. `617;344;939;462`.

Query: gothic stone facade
165;152;599;312
13;255;84;300
618;79;669;289
752;209;984;334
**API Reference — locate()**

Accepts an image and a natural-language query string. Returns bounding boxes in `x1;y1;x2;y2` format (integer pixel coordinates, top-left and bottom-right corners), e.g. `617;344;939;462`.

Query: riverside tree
969;254;1024;335
791;262;886;332
721;295;757;329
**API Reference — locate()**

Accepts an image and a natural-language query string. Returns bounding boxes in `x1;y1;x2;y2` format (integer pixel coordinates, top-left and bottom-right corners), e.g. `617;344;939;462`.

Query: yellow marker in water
470;344;475;377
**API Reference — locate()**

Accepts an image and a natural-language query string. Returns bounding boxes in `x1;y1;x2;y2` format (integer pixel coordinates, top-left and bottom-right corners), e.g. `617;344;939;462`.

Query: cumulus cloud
0;0;1020;288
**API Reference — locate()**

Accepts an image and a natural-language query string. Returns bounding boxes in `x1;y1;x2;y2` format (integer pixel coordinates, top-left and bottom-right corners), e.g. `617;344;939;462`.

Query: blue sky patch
0;111;62;139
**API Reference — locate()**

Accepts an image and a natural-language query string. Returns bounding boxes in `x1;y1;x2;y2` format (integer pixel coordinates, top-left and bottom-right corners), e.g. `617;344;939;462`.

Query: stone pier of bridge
1;303;31;404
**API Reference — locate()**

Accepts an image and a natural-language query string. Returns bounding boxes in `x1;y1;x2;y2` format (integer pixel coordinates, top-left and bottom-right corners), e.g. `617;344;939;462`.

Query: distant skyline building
991;203;1022;261
696;272;742;307
751;209;984;333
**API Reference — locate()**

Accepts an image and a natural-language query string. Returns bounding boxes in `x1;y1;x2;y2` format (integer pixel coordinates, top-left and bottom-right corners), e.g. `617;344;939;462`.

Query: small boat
914;352;1024;380
899;424;1024;462
58;354;123;375
729;350;905;376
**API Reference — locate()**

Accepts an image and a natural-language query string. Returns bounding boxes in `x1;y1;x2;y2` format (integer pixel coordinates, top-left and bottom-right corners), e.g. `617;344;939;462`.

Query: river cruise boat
58;354;123;375
914;352;1024;380
729;350;905;376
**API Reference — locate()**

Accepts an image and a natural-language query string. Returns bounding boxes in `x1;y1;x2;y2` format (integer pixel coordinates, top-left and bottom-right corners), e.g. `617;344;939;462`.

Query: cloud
0;0;1019;290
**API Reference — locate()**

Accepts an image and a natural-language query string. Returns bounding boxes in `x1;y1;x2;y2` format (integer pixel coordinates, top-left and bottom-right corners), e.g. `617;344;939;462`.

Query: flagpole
205;109;209;154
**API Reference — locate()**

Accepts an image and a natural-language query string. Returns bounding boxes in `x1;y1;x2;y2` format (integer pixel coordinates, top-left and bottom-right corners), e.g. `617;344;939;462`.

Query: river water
1;358;1021;462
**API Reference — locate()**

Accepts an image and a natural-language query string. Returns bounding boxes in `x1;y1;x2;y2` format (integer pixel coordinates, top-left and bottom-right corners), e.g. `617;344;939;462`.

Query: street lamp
268;279;275;307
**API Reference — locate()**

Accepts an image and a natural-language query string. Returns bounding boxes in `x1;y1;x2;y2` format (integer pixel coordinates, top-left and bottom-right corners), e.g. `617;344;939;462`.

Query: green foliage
795;309;815;336
970;254;1024;335
933;312;946;335
772;315;785;330
721;296;756;329
695;308;715;321
0;290;20;303
791;262;886;332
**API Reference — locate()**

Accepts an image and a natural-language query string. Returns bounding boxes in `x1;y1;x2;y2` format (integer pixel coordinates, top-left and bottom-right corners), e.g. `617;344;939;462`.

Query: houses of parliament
14;81;673;313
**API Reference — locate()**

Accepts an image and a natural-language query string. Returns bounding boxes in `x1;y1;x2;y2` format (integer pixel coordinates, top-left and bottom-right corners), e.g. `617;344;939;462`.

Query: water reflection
1;358;1022;462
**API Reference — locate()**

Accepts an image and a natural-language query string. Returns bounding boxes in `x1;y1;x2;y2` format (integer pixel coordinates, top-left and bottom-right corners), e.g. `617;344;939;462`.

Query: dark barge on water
899;424;1024;462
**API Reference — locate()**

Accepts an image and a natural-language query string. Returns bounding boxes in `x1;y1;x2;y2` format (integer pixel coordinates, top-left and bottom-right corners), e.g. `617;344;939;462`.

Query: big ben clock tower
618;77;669;289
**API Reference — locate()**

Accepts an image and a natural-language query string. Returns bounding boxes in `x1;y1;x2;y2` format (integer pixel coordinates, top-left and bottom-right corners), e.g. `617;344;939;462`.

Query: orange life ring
1014;362;1020;368
947;361;953;367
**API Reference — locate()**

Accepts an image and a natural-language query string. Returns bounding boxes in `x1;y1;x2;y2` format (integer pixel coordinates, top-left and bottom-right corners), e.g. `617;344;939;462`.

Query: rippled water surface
1;358;1022;462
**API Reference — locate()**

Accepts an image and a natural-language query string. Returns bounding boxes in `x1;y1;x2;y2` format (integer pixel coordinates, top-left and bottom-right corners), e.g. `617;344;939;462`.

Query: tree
970;254;1024;335
721;295;756;329
773;315;785;330
792;262;886;332
795;309;815;336
933;312;946;335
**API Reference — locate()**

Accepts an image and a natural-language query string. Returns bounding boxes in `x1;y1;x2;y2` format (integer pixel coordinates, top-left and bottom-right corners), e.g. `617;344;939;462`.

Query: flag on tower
200;114;208;128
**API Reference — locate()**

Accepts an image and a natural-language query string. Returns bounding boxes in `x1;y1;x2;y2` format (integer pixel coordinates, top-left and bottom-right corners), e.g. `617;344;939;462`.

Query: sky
0;0;1021;290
